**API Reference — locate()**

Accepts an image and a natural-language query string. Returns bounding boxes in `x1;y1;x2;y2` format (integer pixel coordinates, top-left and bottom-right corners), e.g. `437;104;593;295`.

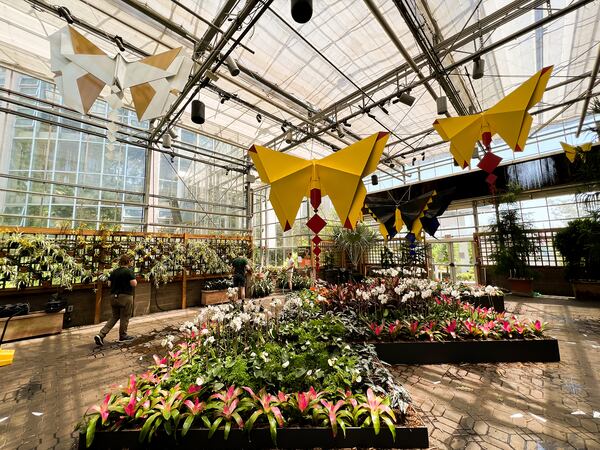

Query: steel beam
576;43;600;136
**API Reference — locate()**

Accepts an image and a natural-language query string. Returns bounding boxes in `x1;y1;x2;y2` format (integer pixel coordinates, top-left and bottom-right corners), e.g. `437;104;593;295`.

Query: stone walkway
0;295;598;449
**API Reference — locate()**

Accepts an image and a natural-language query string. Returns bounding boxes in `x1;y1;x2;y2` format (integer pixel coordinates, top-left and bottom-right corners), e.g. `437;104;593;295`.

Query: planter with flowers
200;278;235;305
77;297;428;449
308;270;559;364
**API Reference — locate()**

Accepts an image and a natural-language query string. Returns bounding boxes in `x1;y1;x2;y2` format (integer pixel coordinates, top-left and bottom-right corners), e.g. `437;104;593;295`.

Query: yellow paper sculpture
433;66;553;168
0;349;15;367
49;26;192;121
249;132;389;231
560;142;593;163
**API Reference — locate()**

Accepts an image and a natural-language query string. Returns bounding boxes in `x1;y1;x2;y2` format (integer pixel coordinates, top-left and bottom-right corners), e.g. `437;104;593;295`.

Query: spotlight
285;129;293;144
57;6;75;24
472;57;485;80
436;96;448;115
379;104;389;115
191;99;205;124
114;35;126;52
392;90;415;107
365;108;376;119
421;152;425;161
388;162;395;169
256;114;262;123
291;0;313;24
343;120;351;127
337;125;345;138
220;94;229;104
170;151;175;163
281;123;287;133
371;174;378;185
162;134;172;149
168;128;178;139
224;55;240;76
225;168;230;175
412;157;416;166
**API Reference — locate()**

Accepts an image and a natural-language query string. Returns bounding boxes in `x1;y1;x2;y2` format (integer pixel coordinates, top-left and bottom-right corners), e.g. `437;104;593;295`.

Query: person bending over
231;255;250;300
94;254;137;345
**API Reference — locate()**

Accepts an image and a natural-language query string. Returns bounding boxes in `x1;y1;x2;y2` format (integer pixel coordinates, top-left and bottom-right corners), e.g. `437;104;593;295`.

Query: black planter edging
79;425;429;449
464;294;505;312
375;338;560;364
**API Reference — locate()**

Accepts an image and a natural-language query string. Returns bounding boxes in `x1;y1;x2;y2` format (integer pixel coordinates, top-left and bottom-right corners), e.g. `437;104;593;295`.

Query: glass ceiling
0;0;598;169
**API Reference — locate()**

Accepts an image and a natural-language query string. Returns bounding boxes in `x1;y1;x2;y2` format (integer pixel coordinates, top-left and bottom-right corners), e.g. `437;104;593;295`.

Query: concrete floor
0;295;599;450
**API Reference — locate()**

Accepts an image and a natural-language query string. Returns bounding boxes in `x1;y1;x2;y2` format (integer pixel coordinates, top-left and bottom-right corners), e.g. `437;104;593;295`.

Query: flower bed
78;298;428;449
304;271;558;364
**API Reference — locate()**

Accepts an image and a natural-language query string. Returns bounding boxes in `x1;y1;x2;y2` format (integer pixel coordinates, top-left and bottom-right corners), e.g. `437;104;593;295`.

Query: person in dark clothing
94;254;137;345
231;255;249;300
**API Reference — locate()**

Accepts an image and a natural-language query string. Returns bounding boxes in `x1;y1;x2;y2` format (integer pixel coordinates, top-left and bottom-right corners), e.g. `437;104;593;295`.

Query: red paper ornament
306;214;326;234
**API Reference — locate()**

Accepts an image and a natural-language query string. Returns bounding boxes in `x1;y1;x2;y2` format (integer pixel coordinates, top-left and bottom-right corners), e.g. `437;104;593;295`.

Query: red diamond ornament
313;247;321;256
485;173;498;185
477;151;502;173
306;214;326;234
312;236;322;245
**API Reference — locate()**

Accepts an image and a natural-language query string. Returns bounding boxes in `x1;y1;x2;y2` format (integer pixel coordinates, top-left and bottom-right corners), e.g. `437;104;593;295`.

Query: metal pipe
363;0;438;102
576;43;600;136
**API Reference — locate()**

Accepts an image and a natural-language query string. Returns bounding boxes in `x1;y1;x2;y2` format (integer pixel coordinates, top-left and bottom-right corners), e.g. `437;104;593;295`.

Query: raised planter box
200;289;230;305
79;425;429;449
465;294;505;311
509;277;534;297
0;309;65;342
374;338;560;364
572;280;600;300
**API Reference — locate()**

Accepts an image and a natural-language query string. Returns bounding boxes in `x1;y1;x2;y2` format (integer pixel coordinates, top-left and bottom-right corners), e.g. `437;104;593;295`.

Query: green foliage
489;209;537;278
333;223;376;269
251;277;274;298
555;214;600;281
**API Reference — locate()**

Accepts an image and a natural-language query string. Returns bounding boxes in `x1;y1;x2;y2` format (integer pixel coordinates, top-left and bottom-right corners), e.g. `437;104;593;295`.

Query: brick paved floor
0;295;599;449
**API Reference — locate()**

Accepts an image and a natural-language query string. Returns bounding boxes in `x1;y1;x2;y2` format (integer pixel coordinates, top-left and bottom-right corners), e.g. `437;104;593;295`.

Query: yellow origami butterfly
249;132;389;231
433;66;553;168
560;142;593;163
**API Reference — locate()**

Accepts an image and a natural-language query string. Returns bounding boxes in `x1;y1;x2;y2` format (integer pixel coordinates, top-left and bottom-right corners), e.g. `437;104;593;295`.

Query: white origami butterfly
49;26;192;121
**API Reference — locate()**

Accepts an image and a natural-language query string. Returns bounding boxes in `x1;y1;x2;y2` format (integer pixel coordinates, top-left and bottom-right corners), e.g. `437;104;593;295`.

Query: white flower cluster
160;334;175;349
227;287;237;300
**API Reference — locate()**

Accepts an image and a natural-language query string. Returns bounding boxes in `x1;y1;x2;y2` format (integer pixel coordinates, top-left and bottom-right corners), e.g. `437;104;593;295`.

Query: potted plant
555;213;600;300
333;223;376;280
201;278;233;305
489;209;538;296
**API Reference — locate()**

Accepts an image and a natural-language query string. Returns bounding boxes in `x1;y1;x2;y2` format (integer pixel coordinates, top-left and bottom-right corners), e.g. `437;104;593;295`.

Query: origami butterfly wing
317;132;389;229
399;191;436;239
560;142;593;163
484;66;553;152
248;145;312;231
49;26;115;114
433;67;553;167
123;48;193;121
433;115;482;168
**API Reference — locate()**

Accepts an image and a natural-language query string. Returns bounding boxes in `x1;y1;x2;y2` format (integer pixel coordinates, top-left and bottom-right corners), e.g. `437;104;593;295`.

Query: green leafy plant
333;223;376;270
555;213;600;281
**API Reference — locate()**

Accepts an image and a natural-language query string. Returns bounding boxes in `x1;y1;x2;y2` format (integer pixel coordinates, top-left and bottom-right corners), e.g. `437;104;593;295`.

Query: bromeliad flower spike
433;66;553;187
249;132;388;268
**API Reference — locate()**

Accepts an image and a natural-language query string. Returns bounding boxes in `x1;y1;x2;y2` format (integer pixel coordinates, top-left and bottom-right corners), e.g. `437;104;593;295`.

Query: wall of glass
0;66;248;234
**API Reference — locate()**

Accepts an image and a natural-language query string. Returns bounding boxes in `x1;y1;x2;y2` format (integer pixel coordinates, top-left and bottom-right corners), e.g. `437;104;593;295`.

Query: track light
343;120;351;127
225;55;240;76
162;134;172;149
291;0;313;24
57;6;75;24
364;108;376;120
337;125;345;138
421;152;425;161
371;174;378;186
170;151;175;163
281;123;287;133
472;57;485;80
388;162;395;169
436;96;448;115
168;128;178;139
379;104;389;115
392;90;415;107
285;129;293;144
114;36;126;52
412;157;416;166
256;114;262;123
191;99;205;124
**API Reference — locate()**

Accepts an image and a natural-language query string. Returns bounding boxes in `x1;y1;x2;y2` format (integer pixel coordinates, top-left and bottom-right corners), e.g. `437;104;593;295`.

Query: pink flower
91;394;111;424
126;374;136;395
124;395;136;417
369;322;384;336
183;398;206;415
409;321;419;336
187;384;202;394
534;320;542;332
443;319;457;339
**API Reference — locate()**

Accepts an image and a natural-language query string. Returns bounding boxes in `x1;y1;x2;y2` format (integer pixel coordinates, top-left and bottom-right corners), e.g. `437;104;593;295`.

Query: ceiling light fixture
285;129;293;144
392;90;416;107
421;152;425;161
364;108;376;120
224;55;240;76
256;113;262;123
337;125;345;138
371;174;378;185
343;120;351;127
436;96;448;115
472;57;485;79
412;157;416;166
291;0;313;24
191;99;205;124
163;134;172;149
